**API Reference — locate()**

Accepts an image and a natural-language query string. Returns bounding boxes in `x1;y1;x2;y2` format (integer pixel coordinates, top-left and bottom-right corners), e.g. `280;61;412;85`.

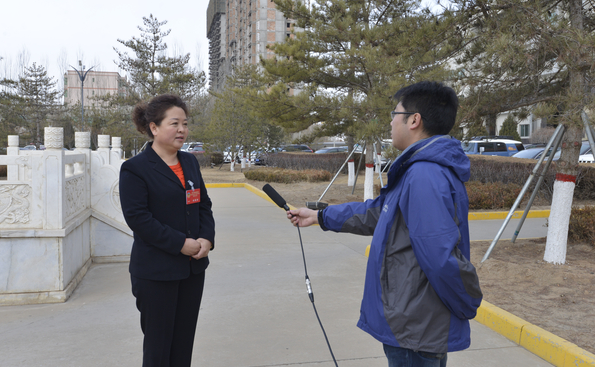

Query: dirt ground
201;166;595;354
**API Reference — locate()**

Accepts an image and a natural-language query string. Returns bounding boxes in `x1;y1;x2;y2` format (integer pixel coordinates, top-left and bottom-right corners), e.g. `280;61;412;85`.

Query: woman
119;94;215;367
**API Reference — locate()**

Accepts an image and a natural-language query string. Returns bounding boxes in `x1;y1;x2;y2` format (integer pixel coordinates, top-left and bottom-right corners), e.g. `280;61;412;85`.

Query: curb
206;183;594;367
476;301;595;367
469;210;550;220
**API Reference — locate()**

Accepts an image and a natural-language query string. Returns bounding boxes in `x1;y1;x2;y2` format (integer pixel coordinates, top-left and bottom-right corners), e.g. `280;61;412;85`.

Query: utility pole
70;60;94;131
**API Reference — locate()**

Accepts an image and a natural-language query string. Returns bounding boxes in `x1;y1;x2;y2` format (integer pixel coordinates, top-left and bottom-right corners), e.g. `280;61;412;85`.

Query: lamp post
70;61;94;131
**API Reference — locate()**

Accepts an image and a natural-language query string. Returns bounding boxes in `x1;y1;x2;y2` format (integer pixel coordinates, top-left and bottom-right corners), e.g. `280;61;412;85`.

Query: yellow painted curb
468;210;550;220
475;300;524;345
476;301;595;367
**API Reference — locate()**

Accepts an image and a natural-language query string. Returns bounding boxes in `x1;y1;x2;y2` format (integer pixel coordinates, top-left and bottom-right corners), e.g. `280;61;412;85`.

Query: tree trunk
544;0;584;264
364;140;374;200
486;114;497;136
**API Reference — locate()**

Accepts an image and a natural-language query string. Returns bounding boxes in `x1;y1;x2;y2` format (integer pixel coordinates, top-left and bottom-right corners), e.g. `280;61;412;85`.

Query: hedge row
468;155;595;201
260;152;366;173
244;167;331;183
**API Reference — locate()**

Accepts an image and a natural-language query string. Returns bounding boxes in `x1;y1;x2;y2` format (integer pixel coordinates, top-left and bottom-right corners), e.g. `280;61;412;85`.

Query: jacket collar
145;142;186;189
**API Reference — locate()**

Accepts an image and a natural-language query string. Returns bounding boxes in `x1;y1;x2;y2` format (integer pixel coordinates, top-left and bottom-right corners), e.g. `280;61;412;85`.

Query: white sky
0;0;210;87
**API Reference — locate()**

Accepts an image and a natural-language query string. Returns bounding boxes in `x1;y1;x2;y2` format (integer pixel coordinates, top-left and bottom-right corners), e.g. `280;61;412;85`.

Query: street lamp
70;60;94;131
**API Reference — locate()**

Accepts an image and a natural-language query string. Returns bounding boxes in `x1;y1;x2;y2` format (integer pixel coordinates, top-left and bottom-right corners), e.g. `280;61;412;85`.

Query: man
287;81;483;367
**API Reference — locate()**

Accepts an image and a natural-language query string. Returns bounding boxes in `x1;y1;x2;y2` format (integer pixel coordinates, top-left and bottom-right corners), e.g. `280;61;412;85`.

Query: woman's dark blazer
119;143;215;281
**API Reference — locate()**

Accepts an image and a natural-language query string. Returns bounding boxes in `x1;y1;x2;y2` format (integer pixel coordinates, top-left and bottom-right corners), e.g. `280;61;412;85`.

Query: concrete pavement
0;186;563;366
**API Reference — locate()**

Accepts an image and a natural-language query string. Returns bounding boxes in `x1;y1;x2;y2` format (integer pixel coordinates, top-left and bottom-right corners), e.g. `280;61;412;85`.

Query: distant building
63;70;128;107
207;0;295;91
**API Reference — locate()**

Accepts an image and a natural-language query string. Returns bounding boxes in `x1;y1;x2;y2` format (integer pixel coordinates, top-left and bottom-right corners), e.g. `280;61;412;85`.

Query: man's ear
410;113;423;130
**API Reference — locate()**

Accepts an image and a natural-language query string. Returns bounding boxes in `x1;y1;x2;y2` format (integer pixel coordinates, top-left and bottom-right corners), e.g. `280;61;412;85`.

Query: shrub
568;206;595;247
244;167;331;184
468;155;595;202
262;152;365;173
466;181;523;210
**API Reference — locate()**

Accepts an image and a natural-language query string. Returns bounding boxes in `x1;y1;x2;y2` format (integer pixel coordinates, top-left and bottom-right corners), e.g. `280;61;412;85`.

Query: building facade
64;70;128;107
207;0;293;91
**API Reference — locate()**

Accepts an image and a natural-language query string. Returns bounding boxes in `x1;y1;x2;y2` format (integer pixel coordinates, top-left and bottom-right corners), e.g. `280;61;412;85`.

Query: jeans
383;344;447;367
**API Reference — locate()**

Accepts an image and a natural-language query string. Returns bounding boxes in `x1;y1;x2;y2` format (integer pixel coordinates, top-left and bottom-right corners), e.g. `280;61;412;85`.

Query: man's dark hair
392;81;459;136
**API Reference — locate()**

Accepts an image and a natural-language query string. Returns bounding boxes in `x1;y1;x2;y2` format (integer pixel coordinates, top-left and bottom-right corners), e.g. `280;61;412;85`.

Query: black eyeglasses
390;111;413;120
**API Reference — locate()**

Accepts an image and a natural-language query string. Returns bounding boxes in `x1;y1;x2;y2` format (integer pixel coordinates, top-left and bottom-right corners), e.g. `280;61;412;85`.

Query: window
478;143;495;152
520;124;530;137
92;78;95;82
287;23;291;28
495;142;507;152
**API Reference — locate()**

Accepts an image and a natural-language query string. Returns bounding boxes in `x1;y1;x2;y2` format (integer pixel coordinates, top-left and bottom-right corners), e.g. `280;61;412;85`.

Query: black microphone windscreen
263;184;287;209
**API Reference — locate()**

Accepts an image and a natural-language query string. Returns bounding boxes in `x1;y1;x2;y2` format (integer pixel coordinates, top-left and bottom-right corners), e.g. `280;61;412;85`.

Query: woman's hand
181;238;201;256
192;238;212;259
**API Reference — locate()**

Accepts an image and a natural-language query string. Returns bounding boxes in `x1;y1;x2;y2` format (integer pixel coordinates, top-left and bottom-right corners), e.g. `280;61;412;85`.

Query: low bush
244;167;331;184
568;206;595;246
465;181;523;210
195;152;225;167
262;152;365;173
469;155;595;201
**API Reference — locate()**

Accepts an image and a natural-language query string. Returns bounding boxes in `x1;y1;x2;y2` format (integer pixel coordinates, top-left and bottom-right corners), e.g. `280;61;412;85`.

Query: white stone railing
0;128;132;305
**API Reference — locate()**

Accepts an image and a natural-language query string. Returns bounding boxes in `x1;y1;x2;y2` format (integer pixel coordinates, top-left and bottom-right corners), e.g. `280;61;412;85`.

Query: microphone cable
262;184;339;367
296;223;339;367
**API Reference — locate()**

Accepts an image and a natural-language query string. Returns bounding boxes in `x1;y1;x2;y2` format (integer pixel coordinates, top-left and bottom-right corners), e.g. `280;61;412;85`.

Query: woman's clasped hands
181;238;211;259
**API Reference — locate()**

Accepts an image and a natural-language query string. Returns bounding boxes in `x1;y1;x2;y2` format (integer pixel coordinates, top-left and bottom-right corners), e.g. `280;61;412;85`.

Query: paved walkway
0;187;555;366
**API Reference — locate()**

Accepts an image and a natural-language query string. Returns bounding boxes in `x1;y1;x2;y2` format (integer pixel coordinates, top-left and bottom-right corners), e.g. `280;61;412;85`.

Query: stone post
43;127;65;229
110;137;123;167
75;132;92;209
7;135;19;180
97;134;110;164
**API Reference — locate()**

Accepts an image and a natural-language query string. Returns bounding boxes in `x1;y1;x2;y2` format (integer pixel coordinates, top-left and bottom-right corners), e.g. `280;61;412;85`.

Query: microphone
263;184;290;211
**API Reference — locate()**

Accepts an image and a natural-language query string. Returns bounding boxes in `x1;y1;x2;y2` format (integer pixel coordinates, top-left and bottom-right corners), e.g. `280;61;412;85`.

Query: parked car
512;147;546;159
281;144;314;153
188;144;205;155
462;136;525;157
550;140;593;161
181;142;203;152
20;145;37;150
314;146;349;154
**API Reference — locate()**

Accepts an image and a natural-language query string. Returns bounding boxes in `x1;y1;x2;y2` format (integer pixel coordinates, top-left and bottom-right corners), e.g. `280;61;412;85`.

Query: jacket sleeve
119;161;186;255
321;194;386;235
399;163;482;320
195;164;216;248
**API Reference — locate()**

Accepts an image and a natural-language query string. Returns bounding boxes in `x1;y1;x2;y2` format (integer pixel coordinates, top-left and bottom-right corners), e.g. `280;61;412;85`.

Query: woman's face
150;106;188;152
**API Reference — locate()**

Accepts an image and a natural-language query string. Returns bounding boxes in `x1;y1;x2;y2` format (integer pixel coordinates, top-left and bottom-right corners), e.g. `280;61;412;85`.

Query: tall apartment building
64;70;128;107
207;0;293;91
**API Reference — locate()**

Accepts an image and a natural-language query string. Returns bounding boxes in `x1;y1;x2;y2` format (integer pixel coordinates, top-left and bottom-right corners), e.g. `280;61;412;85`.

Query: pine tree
15;63;61;147
453;0;595;264
247;0;461;143
113;14;206;101
498;115;521;141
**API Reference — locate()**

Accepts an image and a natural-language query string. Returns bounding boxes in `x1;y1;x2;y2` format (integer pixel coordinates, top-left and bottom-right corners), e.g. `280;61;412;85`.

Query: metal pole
70;63;94;131
317;140;363;202
511;125;565;242
581;111;595;158
481;124;566;263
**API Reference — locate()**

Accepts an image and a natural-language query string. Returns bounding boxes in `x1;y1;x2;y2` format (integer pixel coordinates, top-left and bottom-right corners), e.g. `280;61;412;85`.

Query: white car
579;150;593;163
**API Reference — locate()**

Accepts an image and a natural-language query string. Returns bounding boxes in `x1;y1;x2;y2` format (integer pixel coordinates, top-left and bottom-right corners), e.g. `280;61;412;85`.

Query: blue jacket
320;135;482;353
119;143;215;281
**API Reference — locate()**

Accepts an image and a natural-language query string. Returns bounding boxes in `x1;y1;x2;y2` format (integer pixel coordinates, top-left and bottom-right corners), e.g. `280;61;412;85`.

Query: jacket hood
388;135;470;184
